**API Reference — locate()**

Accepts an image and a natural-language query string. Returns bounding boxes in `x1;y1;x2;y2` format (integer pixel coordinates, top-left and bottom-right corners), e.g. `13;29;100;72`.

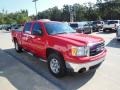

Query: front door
28;22;46;58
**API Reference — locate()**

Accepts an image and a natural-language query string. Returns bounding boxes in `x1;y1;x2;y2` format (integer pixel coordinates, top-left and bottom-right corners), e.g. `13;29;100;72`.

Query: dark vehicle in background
0;24;23;31
5;24;12;31
0;25;3;30
69;22;82;33
11;24;22;29
83;22;93;34
1;24;7;30
92;21;104;32
0;24;12;31
69;21;90;33
103;20;120;32
116;26;120;41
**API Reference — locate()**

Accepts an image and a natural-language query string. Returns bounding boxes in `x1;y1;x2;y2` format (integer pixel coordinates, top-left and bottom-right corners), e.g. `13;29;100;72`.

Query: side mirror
32;30;42;36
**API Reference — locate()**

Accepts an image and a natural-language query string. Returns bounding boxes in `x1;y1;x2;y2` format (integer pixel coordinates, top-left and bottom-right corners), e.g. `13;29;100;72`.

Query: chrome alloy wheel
50;58;60;74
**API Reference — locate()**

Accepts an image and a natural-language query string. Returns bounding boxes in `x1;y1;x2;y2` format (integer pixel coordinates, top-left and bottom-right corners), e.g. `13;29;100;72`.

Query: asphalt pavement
0;30;60;90
0;30;120;90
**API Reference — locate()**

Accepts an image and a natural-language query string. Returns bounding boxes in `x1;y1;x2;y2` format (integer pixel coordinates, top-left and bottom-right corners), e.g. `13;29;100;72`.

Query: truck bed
11;29;22;44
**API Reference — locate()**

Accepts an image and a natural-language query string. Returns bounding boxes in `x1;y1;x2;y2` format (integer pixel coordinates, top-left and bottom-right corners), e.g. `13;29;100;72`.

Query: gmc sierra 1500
11;20;106;77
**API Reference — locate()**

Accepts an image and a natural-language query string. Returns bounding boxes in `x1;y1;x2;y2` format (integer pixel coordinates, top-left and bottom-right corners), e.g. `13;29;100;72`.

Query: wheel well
13;37;17;42
46;48;64;59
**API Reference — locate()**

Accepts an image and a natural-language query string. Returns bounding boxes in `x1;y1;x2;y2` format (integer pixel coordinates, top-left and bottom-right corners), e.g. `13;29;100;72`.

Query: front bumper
83;28;91;33
66;57;105;72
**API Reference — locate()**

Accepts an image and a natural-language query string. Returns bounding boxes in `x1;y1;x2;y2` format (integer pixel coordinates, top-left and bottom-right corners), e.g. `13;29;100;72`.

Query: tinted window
24;23;32;33
93;21;101;24
45;22;76;35
32;23;42;35
108;21;118;24
70;23;78;28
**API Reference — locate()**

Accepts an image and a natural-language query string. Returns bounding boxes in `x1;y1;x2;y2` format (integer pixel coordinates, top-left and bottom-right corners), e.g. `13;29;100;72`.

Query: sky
0;0;96;16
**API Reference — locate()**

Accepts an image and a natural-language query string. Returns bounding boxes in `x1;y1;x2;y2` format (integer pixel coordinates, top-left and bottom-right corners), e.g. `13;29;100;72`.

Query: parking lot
0;30;120;90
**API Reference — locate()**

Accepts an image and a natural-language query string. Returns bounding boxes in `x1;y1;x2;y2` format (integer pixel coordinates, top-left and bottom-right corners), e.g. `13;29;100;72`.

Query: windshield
84;24;89;26
84;22;91;26
79;22;88;26
45;22;76;35
93;21;102;24
108;21;118;24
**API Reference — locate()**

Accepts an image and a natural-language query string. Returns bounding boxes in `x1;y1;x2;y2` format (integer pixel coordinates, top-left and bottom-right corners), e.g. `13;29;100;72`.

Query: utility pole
69;5;74;22
32;0;38;20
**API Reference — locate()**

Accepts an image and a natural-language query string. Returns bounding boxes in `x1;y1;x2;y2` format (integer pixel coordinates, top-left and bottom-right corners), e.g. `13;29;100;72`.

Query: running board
39;58;47;62
24;50;47;63
27;52;33;56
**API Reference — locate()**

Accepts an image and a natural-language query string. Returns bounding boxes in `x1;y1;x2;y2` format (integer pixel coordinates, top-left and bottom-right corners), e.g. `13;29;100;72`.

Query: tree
0;10;30;24
96;0;120;20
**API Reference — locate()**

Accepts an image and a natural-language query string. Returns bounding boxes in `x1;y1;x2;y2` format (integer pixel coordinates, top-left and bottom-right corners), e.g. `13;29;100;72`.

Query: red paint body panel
11;20;106;64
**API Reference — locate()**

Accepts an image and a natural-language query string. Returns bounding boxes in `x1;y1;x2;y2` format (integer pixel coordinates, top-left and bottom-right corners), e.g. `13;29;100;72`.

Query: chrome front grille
90;42;104;56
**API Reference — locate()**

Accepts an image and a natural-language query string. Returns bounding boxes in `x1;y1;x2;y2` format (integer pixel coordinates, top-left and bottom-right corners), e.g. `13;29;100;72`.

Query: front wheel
89;29;92;34
48;53;66;78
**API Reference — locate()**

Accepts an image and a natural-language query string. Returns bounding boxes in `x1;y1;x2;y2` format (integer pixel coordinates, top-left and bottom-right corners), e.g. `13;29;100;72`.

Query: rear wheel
48;53;66;78
14;40;22;52
103;29;106;32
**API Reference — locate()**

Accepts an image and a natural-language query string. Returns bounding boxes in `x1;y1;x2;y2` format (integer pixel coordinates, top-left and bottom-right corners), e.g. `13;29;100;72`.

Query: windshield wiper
70;32;76;33
57;32;68;34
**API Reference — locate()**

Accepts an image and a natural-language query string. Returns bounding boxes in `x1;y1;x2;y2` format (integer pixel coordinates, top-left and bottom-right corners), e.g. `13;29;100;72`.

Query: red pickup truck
11;20;106;77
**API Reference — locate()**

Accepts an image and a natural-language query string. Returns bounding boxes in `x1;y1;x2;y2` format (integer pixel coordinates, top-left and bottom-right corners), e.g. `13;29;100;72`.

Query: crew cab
103;20;120;32
11;20;106;77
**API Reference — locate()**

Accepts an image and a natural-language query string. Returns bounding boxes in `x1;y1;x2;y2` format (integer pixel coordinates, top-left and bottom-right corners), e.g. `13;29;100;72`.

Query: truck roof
27;19;61;24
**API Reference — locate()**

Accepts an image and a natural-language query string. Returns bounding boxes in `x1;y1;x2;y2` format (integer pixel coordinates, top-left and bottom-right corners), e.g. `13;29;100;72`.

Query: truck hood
51;33;104;46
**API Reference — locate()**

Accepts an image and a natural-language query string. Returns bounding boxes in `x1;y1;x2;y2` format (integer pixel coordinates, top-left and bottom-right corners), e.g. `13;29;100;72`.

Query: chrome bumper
65;57;105;72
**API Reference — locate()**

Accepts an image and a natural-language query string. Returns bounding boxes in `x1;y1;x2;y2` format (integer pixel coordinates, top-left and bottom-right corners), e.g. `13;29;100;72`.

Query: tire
96;28;99;32
117;39;120;41
103;29;106;32
14;40;22;52
48;53;66;78
90;29;92;34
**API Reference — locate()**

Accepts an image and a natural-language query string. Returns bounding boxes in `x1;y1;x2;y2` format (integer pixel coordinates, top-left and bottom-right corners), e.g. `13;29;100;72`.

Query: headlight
71;46;89;56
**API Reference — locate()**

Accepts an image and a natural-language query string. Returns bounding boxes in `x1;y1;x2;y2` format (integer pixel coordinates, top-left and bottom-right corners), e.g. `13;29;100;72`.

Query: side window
32;23;42;36
24;23;32;34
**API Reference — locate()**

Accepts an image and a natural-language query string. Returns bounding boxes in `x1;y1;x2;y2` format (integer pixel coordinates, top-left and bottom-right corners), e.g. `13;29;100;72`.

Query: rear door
21;22;32;50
